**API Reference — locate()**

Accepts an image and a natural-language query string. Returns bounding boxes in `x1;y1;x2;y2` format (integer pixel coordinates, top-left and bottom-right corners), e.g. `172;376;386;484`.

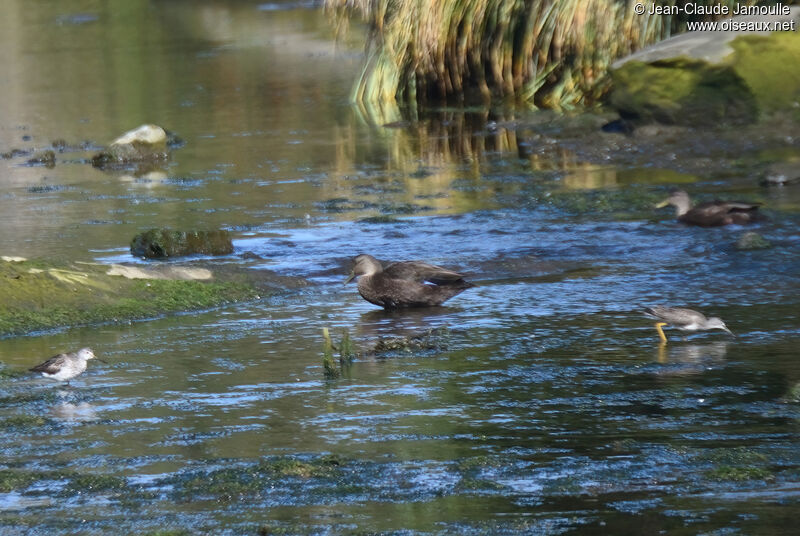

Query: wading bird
644;306;734;343
29;348;103;384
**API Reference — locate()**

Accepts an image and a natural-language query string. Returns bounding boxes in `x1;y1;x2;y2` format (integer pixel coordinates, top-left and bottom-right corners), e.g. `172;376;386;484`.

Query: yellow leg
654;322;668;343
657;341;667;363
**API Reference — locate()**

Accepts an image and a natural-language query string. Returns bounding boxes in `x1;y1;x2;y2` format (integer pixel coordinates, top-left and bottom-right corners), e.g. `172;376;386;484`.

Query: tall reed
326;0;746;110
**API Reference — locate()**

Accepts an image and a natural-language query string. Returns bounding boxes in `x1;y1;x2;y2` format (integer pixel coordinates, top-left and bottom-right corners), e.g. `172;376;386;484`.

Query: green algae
731;31;800;117
698;447;774;482
66;474;127;493
696;447;768;465
369;327;451;357
609;58;757;126
322;328;356;379
0;415;48;430
176;456;345;501
705;466;774;482
0;470;37;492
0;259;260;337
609;28;800;126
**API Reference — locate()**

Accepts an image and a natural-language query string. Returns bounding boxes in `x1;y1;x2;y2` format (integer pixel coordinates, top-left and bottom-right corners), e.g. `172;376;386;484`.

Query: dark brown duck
656;189;761;227
345;254;474;309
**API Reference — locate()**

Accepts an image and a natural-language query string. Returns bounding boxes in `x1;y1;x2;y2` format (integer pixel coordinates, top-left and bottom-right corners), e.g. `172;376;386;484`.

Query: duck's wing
722;201;761;212
384;261;467;285
682;200;760;226
645;306;706;325
29;353;69;373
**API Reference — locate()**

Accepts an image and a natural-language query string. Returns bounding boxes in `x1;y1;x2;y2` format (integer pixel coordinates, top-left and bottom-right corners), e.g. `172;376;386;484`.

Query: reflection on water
52;401;97;422
655;341;729;371
0;1;799;535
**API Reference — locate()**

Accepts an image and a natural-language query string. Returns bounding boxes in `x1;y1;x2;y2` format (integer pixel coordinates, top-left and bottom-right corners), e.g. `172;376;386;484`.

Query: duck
656;189;761;227
344;254;474;309
644;306;734;343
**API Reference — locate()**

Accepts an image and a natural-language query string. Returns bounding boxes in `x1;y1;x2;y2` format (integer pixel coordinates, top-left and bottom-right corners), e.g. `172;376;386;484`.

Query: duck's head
344;254;383;284
656;189;691;216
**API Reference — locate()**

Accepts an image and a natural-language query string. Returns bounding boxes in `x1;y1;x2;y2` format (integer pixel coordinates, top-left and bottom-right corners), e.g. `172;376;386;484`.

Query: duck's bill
655;200;670;208
343;272;355;285
724;328;735;337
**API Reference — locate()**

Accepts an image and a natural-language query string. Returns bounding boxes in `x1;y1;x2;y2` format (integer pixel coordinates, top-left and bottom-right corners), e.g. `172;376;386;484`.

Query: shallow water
1;1;799;535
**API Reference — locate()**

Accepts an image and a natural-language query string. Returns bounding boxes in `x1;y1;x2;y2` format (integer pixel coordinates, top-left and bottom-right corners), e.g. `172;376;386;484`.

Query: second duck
345;254;474;309
656;189;761;227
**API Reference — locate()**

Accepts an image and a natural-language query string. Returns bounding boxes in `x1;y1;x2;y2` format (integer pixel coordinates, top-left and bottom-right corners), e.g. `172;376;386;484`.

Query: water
1;1;799;534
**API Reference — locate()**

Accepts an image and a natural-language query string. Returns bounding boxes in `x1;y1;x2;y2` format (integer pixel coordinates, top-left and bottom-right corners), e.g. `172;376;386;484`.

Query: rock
91;124;170;167
735;231;772;250
609;7;800;125
26;150;56;168
1;148;30;159
239;251;264;260
106;264;213;280
130;228;234;259
0;258;260;337
761;162;800;186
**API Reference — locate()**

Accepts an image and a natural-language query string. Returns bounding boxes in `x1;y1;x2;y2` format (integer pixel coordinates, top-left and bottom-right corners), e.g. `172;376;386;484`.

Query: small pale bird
644;306;734;343
29;348;101;383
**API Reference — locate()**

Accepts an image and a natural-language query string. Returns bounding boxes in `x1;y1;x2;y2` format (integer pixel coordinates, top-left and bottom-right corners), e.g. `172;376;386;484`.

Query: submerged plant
322;327;340;379
326;0;748;111
322;328;357;379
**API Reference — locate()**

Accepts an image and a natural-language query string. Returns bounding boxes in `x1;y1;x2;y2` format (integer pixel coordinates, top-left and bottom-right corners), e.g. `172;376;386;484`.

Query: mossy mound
131;228;234;259
609;58;758;125
0;259;258;337
609;17;800;125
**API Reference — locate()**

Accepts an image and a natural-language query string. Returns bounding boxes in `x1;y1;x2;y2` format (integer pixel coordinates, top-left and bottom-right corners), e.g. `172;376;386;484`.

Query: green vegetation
0;259;259;337
705;466;774;481
66;474;127;493
609;58;758;125
326;0;745;111
322;328;356;379
0;470;37;492
0;415;48;430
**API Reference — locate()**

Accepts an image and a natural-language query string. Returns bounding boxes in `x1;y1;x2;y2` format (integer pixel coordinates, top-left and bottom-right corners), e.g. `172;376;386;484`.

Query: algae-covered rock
0;258;259;337
736;231;772;250
609;7;800;125
26;150;56;168
609;58;758;125
130;229;234;259
91;124;170;167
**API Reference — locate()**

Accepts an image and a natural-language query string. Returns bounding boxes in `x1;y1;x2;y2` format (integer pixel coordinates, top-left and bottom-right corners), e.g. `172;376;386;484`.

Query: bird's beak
96;358;108;364
655;199;670;209
724;327;735;337
344;271;355;285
